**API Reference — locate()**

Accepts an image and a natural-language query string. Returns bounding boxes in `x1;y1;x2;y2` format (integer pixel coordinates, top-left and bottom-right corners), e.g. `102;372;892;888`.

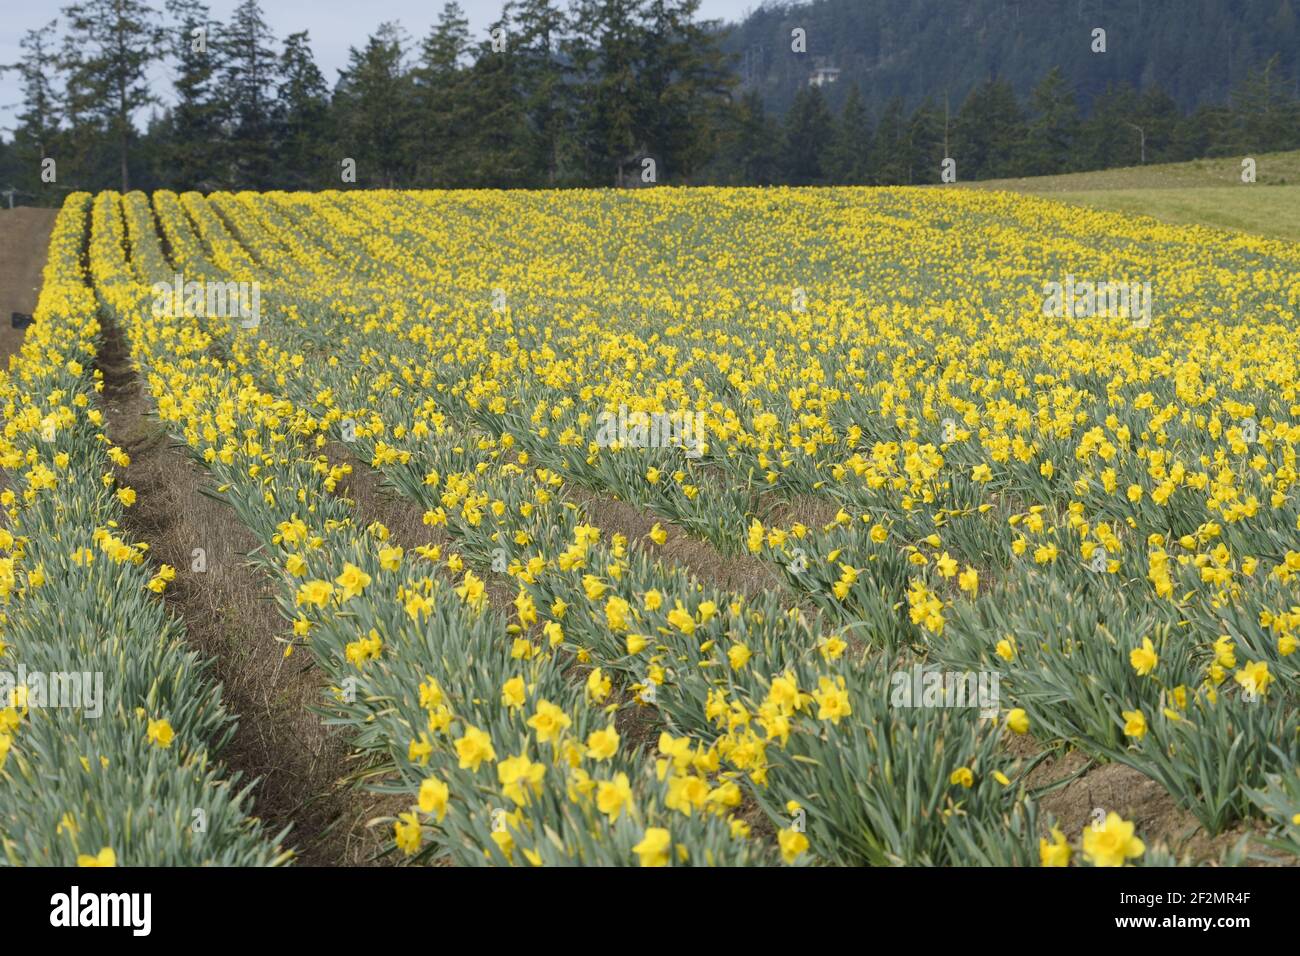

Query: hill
721;0;1300;118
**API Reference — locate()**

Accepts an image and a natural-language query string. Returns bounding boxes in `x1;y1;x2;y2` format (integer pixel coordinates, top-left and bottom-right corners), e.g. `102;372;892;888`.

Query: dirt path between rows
96;317;399;866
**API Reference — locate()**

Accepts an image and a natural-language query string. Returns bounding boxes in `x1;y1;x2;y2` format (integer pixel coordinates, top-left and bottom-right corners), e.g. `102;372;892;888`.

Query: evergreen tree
1134;86;1182;163
824;83;871;184
1077;83;1142;169
61;0;164;190
460;14;532;187
220;0;278;188
638;0;734;184
567;0;644;186
709;90;779;185
509;0;570;185
411;3;472;185
719;0;1294;120
55;26;108;189
334;23;414;188
3;21;63;197
275;31;331;189
1228;54;1300;152
3;0;1298;198
0;140;16;198
952;76;1026;179
1023;67;1078;176
869;96;908;185
906;97;943;184
1176;102;1231;159
780;85;834;185
161;0;222;190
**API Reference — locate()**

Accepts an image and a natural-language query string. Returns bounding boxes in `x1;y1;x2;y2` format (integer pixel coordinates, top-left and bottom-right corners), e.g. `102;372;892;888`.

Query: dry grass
1048;186;1300;244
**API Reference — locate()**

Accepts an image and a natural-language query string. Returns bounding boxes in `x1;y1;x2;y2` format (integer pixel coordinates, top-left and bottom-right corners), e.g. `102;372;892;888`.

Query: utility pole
943;93;950;158
1124;122;1146;164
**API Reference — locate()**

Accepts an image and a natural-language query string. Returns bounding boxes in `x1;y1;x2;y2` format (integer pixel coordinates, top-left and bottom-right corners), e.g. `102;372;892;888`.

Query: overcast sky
1;0;764;133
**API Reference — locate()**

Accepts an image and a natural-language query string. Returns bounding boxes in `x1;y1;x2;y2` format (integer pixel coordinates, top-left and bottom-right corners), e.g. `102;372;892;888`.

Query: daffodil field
4;185;1300;867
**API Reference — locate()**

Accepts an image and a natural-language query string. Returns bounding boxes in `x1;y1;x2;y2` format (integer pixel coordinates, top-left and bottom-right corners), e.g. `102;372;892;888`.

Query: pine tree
1023;67;1079;176
869;96;908;185
4;0;1297;194
61;0;164;191
161;0;222;190
0;140;16;200
55;26;106;189
510;0;570;185
824;83;871;184
1229;54;1300;152
780;85;834;185
1077;83;1141;169
566;0;645;186
460;14;532;188
334;23;414;188
952;76;1027;179
3;21;63;197
1175;103;1229;159
220;0;278;189
412;3;472;186
710;90;779;185
906;97;943;184
638;0;734;184
275;31;331;189
1134;86;1182;163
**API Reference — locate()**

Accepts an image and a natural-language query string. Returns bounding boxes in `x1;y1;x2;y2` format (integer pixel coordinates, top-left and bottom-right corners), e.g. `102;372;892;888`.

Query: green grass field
960;150;1300;243
1049;186;1300;243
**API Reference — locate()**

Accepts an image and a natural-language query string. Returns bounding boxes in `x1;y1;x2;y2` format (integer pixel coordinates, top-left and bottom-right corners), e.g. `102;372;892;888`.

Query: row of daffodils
0;194;289;865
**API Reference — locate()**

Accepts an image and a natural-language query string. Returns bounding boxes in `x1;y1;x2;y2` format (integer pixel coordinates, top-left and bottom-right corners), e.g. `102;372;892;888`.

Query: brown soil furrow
1006;735;1281;865
569;489;785;597
328;442;518;612
98;319;398;866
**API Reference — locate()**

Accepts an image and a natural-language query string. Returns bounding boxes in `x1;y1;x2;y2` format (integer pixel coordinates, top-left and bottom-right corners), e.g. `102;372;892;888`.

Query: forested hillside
723;0;1300;116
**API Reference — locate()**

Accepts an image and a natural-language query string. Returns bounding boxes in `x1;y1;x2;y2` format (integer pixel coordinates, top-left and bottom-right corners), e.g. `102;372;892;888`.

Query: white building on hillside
809;66;841;87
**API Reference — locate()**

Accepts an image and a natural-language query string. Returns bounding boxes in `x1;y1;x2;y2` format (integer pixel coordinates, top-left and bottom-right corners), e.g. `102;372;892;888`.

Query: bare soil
0;207;57;370
1007;735;1281;865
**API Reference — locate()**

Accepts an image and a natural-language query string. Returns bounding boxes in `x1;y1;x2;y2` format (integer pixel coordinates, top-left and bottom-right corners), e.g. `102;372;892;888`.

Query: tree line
769;57;1299;187
2;0;1298;201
